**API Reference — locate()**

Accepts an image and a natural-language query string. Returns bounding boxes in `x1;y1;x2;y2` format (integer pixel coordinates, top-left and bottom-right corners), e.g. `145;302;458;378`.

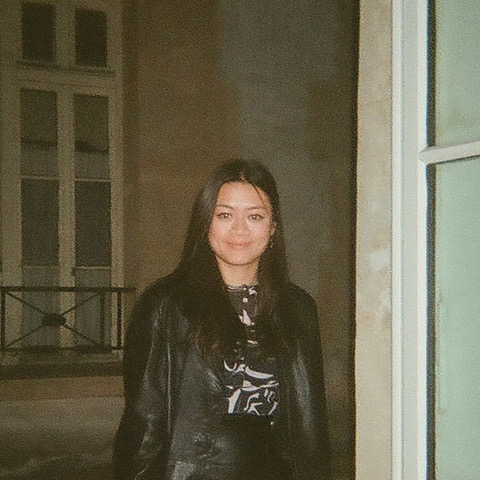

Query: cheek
208;220;224;245
254;224;273;243
207;227;216;247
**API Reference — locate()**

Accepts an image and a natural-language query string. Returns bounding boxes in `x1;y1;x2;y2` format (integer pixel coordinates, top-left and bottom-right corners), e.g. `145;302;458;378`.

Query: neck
217;263;258;287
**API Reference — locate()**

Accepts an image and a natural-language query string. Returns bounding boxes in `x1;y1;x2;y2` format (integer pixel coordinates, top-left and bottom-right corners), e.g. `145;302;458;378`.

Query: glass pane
22;2;55;62
75;9;107;67
433;156;480;479
21;89;58;177
22;179;59;266
21;267;60;349
74;94;110;180
431;1;480;145
75;181;111;267
74;268;111;348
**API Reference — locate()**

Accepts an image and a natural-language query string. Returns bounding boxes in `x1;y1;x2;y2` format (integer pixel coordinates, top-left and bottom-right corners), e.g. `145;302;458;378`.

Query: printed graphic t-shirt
224;284;280;417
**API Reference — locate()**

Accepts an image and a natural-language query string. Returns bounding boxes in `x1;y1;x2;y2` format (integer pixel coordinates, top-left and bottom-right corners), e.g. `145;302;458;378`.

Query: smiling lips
227;242;251;250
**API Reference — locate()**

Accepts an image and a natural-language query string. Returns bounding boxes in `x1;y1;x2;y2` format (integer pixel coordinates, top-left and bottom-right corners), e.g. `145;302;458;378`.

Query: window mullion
109;93;123;288
57;86;75;287
1;83;22;284
55;0;70;68
0;1;21;284
57;86;75;348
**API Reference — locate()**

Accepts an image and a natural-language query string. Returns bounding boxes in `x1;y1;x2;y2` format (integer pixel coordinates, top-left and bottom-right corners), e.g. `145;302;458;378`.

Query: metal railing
0;285;134;353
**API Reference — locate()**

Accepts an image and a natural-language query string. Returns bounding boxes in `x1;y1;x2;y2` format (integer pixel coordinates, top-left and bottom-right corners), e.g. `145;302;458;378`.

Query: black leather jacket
113;273;330;480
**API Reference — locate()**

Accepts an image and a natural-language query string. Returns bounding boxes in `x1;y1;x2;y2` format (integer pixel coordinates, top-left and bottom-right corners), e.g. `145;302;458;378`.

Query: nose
231;216;248;235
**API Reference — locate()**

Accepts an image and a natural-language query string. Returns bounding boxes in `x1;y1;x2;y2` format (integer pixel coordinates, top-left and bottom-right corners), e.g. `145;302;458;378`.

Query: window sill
17;60;115;77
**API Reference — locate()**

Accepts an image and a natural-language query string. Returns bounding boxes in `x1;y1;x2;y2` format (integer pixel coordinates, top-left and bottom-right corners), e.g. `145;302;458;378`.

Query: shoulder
281;282;319;337
128;272;184;331
281;283;322;345
283;281;317;311
136;272;182;308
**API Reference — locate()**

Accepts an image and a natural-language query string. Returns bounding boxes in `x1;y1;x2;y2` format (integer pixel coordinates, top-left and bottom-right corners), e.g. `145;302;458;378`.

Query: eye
249;214;264;221
216;212;231;219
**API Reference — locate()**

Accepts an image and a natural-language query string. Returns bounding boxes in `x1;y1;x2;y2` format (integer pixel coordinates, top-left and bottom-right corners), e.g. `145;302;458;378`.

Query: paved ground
0;397;123;480
0;396;352;480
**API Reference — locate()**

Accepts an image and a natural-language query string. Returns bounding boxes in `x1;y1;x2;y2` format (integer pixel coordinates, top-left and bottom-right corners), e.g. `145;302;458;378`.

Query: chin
226;256;257;266
219;252;260;267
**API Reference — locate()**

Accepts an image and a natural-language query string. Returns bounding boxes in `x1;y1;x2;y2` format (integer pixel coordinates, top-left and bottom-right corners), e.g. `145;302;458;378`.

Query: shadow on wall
308;79;357;478
0;397;123;480
124;0;241;289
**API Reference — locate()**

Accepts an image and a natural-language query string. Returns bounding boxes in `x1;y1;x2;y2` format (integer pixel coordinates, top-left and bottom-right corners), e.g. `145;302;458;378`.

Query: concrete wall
123;0;239;289
124;1;357;476
356;0;392;478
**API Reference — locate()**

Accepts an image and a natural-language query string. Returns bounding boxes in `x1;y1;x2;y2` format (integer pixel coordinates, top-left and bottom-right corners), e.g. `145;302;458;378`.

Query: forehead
216;182;271;208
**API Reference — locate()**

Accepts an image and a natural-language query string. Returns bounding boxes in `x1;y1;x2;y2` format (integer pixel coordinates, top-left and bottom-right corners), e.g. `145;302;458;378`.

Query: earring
268;236;274;249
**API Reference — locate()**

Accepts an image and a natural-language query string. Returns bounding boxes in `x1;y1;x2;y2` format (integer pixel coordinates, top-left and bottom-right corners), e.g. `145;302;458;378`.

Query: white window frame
392;1;480;478
0;0;124;348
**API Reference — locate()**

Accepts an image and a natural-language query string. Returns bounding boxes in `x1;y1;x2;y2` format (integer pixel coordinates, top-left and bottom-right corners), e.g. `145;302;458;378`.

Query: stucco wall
356;0;392;478
123;0;238;289
124;1;357;477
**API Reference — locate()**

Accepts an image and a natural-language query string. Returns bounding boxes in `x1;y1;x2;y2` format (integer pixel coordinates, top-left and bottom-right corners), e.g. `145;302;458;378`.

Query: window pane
75;181;111;267
74;268;111;348
22;179;59;266
21;89;58;177
74;94;110;180
22;2;55;62
22;266;60;348
430;1;480;145
75;9;107;67
432;156;480;478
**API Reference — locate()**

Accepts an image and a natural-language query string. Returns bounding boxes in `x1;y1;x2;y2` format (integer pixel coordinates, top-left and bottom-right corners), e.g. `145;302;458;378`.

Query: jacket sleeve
287;288;331;480
113;285;171;480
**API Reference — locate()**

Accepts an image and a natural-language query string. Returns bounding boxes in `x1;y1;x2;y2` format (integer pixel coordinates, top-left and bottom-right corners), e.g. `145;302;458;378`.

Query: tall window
427;1;480;478
0;0;123;357
394;1;480;478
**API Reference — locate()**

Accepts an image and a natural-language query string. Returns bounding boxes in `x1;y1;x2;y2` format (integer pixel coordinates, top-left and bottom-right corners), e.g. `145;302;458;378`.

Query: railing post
99;292;105;348
117;292;123;349
1;289;6;351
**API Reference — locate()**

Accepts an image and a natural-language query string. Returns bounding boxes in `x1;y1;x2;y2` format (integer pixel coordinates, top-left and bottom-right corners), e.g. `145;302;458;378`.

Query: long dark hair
174;159;290;357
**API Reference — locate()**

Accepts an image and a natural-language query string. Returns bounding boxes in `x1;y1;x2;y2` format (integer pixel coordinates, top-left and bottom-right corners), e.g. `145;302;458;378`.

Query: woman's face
208;182;275;284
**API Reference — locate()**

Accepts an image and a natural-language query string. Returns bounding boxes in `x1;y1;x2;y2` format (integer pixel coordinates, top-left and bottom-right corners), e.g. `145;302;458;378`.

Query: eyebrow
214;204;268;210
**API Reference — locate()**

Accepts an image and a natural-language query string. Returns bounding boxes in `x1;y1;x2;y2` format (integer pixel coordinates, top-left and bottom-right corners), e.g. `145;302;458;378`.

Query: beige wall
356;0;392;478
123;0;238;290
124;1;357;478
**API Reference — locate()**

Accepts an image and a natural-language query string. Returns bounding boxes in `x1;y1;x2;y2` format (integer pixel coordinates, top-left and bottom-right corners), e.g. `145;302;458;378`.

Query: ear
269;221;277;237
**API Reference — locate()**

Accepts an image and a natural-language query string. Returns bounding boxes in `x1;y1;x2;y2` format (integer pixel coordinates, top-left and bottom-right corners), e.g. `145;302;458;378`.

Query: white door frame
392;1;480;478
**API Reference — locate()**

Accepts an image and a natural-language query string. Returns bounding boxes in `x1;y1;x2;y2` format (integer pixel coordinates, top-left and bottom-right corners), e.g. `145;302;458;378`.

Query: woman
113;160;330;480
